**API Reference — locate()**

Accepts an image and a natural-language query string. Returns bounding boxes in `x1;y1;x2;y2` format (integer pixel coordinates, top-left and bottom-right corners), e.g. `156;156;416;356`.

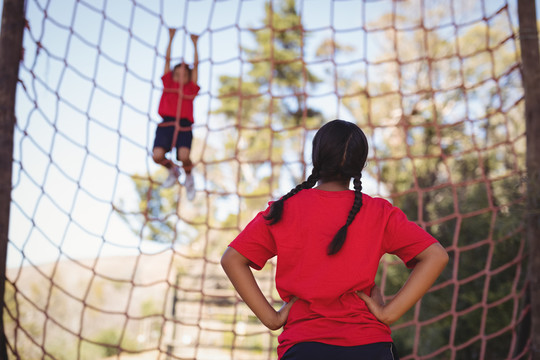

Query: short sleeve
229;212;276;270
184;81;200;95
383;206;438;268
161;72;174;87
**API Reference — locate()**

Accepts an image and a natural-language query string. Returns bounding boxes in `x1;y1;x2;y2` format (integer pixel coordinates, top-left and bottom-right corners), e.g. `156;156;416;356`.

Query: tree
216;0;322;127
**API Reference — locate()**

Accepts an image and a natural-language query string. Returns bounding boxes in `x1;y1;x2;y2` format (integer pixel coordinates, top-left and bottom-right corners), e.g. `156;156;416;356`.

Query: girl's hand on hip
269;297;298;330
356;285;390;325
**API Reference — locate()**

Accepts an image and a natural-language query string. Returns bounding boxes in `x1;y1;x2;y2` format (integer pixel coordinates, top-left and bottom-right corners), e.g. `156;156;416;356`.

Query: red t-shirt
229;189;438;359
158;71;200;122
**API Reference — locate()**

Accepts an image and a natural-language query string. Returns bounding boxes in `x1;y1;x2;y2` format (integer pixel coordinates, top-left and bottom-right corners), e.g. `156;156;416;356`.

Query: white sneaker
184;173;195;201
162;166;180;188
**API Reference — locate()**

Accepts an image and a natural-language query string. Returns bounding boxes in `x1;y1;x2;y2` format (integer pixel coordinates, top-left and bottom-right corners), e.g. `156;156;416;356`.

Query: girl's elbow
221;247;252;273
421;243;449;271
221;247;245;269
433;245;449;273
220;248;233;270
442;251;449;265
438;246;450;266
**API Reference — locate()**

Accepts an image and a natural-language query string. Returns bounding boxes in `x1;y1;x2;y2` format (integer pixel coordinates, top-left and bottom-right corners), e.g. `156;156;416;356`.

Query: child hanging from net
221;119;449;360
152;28;199;201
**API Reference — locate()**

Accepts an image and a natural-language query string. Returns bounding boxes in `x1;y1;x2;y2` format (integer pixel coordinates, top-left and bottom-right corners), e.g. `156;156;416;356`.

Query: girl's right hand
269;297;298;330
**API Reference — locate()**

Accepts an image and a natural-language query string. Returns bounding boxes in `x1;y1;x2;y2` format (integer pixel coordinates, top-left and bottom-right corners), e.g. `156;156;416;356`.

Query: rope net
6;0;529;359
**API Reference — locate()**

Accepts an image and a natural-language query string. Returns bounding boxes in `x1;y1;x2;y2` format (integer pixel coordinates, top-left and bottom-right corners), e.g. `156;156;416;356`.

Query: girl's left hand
269;297;298;330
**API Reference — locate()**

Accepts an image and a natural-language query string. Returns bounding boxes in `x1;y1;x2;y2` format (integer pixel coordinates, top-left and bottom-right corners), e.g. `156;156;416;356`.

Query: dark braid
264;169;320;225
327;174;364;255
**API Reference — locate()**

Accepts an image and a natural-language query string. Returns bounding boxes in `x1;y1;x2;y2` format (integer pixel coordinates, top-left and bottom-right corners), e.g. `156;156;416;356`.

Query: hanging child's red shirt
158;71;200;122
228;189;438;359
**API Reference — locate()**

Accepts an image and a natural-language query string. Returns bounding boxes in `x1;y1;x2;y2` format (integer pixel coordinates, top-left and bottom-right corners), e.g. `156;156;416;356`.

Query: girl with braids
221;120;448;360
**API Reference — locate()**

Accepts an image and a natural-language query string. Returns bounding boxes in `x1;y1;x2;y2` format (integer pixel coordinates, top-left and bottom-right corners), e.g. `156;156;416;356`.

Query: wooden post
518;0;540;358
0;0;25;358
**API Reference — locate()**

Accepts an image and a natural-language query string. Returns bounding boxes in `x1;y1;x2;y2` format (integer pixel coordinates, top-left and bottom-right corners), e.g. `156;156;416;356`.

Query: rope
6;0;528;359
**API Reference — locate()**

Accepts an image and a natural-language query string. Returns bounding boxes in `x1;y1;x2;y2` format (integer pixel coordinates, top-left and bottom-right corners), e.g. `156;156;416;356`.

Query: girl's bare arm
190;34;199;83
164;28;176;74
357;242;449;325
221;247;296;330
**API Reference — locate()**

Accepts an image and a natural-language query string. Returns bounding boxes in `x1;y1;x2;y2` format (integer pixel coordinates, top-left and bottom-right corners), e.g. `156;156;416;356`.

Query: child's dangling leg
153;118;180;188
178;147;195;201
153;147;180;188
176;118;195;201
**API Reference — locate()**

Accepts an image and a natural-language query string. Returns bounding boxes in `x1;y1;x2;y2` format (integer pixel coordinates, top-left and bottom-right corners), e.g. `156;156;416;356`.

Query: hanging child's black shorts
153;117;193;151
281;341;399;360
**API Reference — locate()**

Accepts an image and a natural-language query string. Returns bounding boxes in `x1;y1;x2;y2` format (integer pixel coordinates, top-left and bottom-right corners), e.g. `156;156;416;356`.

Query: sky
1;0;529;268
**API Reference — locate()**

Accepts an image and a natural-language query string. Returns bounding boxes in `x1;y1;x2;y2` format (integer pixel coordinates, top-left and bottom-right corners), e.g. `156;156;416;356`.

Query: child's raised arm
164;28;176;75
190;34;199;83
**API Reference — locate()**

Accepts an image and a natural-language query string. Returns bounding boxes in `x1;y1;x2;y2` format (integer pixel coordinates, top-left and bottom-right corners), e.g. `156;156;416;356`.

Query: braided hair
327;175;363;255
264;169;320;225
264;120;369;255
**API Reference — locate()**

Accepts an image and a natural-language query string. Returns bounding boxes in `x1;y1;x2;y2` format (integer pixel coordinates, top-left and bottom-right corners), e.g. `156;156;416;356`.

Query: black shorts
153;117;193;151
282;342;399;360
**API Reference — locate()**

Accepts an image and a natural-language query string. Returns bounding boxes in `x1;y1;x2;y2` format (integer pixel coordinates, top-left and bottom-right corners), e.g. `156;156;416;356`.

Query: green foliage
114;169;180;243
420;284;454;322
141;298;162;316
418;315;453;356
81;328;139;358
215;0;322;128
94;328;122;356
455;340;482;360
